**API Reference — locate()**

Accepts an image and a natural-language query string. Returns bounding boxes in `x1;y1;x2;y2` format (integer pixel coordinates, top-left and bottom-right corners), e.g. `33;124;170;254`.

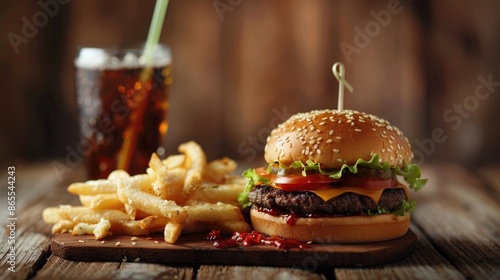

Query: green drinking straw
143;0;170;64
117;0;170;172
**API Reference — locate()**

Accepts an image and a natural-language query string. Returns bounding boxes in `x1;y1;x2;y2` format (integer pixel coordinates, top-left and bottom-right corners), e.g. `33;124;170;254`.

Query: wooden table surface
1;162;499;280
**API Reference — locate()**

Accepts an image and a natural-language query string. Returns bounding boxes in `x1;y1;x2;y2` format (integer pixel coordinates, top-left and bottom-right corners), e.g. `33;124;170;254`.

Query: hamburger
239;109;426;243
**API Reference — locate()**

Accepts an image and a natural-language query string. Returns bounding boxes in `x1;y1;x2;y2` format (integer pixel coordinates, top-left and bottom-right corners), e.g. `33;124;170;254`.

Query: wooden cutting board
51;229;416;267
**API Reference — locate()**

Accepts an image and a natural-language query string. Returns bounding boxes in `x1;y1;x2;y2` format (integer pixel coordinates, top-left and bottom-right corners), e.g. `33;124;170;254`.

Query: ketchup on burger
239;109;427;243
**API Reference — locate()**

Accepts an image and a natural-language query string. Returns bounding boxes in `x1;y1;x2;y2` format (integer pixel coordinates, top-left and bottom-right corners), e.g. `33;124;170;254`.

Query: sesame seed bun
264;109;413;169
250;208;411;243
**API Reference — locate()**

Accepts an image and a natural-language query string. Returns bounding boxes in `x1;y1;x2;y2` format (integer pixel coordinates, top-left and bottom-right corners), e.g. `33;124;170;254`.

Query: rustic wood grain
196;265;326;280
113;262;193;280
334;225;466;280
33;255;120;280
18;260;195;280
411;164;500;279
477;165;500;202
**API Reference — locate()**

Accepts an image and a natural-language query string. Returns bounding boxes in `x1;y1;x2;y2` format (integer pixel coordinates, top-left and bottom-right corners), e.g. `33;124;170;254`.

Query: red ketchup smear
286;213;298;225
207;230;309;250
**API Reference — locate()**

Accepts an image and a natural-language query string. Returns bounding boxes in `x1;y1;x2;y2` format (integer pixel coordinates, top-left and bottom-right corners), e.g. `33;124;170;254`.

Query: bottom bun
250;208;410;243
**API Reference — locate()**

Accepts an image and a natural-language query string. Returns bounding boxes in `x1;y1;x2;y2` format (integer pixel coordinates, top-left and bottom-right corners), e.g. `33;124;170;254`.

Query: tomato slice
256;167;397;191
340;174;398;190
256;168;339;191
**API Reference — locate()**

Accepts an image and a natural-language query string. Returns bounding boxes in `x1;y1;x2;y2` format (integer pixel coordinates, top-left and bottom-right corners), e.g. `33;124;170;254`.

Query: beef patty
248;185;407;215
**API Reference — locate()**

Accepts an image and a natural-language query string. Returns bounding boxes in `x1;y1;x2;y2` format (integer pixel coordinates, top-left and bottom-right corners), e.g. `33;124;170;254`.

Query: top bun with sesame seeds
264;109;414;169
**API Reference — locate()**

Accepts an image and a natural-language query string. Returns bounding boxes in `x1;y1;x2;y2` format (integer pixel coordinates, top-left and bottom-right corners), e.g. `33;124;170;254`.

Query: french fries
164;222;184;243
58;205;130;223
43;141;250;244
203;157;238;183
117;181;188;223
149;153;187;201
72;218;111;240
179;141;206;196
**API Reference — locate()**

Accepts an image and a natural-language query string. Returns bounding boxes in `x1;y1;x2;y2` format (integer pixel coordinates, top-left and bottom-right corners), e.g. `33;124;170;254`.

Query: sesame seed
336;136;342;140
329;130;334;135
130;237;138;241
316;129;321;133
319;121;326;126
372;128;377;131
101;241;105;244
355;128;362;132
317;149;321;155
337;158;343;162
132;242;137;245
78;240;85;243
326;139;333;144
351;122;355;126
333;149;340;153
382;149;386;153
116;242;121;246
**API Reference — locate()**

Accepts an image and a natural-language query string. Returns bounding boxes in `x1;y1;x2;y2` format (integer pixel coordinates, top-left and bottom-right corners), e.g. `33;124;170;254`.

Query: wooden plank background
1;0;500;168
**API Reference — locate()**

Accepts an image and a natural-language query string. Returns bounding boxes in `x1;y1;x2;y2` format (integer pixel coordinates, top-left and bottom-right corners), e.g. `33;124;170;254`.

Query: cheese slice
272;183;410;203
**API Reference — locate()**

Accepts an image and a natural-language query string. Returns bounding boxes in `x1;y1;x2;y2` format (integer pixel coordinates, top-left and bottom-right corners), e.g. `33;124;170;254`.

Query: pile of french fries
43;141;250;243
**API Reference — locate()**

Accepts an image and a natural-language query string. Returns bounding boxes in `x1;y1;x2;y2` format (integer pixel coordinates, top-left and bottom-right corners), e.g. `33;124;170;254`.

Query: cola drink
75;45;172;179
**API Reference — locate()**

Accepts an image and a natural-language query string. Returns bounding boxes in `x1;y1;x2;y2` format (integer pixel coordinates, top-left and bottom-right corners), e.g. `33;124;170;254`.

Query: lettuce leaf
238;168;269;209
392;199;417;216
280;153;426;191
238;153;427;209
367;199;416;216
367;206;390;215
